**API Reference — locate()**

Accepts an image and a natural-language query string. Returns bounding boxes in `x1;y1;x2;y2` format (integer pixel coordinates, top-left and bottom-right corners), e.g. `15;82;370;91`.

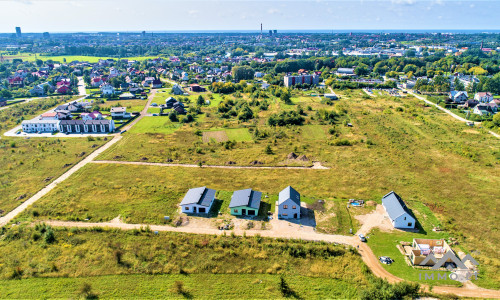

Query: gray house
180;186;216;214
229;188;262;216
382;191;416;229
277;186;301;219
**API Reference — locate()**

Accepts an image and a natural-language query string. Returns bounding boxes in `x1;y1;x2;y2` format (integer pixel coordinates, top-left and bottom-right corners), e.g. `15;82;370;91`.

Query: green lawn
128;116;181;134
225;128;253;142
147;107;162;114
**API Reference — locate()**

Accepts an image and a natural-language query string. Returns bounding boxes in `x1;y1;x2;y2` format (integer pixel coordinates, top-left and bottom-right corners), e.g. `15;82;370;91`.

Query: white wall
278;199;301;219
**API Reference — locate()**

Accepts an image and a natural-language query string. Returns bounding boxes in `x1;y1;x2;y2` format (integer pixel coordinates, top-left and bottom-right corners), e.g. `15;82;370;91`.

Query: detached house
179;186;216;214
229;189;262;217
277;186;301;219
382;191;415;229
100;83;116;95
449;91;468;103
172;84;184;95
110;107;131;119
473;103;498;116
474;92;494;103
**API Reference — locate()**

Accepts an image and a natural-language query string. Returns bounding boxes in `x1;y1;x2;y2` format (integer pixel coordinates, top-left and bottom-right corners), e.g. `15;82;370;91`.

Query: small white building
277;186;301;219
179;186;216;214
381;191;416;229
110;107;131;119
181;72;189;81
100;83;116;95
22;119;60;133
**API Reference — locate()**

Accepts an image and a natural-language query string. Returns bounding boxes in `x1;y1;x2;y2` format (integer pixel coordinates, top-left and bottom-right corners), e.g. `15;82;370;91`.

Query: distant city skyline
1;0;500;33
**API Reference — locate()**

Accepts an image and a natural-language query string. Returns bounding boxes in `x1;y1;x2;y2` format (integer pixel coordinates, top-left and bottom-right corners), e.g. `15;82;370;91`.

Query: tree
354;63;370;76
493;111;500;127
232;65;255;81
237;105;254;121
265;145;273;155
168;111;178;122
196;95;205;106
280;89;292;105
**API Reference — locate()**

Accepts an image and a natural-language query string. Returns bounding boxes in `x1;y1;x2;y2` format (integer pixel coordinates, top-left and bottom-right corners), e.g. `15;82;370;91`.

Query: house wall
230;206;258;216
278;199;301;219
181;199;214;214
393;213;415;229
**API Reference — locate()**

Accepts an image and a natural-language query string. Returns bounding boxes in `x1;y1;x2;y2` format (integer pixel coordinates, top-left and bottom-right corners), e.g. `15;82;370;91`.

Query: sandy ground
91;160;330;170
355;204;394;235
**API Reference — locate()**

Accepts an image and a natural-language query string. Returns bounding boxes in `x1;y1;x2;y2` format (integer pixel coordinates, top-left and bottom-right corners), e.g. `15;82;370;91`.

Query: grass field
127;116;181;134
0;274;362;299
0;226;373;298
0;138;107;216
2;53;161;63
98;99;147;113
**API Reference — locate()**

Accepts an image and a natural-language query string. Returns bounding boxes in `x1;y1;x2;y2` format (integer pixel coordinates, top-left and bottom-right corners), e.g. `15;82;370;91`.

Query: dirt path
120;89;156;131
406;90;500;140
40;219;500;298
91;160;330;170
362;88;376;97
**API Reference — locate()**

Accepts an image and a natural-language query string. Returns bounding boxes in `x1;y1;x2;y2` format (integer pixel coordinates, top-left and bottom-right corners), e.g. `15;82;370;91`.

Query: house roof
110;107;126;113
382;191;413;221
180;187;216;207
229;189;262;209
278;186;300;205
166;97;177;103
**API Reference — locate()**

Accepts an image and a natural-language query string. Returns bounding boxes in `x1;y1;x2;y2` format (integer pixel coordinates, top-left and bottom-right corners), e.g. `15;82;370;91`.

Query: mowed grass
0;138;107;216
0;226;369;299
127;116;181;134
226;128;253;142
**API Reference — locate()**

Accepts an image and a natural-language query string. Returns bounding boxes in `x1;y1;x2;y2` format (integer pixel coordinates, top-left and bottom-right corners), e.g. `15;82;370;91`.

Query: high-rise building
269;30;273;36
273;30;277;35
15;27;21;38
142;31;146;37
284;74;320;87
42;32;50;39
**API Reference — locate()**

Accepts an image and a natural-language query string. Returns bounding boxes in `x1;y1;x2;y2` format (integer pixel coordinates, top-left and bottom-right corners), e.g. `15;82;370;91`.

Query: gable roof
278;186;300;205
229;189;262;209
382;191;413;221
180;186;216;207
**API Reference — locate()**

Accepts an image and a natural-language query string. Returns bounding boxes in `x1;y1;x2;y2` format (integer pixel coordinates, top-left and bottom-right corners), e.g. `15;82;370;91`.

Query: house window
292;206;296;209
283;213;288;216
234;209;238;213
283;205;288;209
404;217;406;220
408;223;412;227
184;207;189;211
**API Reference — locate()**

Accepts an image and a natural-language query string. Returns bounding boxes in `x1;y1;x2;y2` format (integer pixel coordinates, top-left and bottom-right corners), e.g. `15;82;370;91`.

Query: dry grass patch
202;130;229;143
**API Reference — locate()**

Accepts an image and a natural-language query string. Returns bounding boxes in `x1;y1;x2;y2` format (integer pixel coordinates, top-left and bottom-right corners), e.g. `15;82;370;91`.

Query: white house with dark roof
180;187;216;214
382;191;415;229
277;186;301;219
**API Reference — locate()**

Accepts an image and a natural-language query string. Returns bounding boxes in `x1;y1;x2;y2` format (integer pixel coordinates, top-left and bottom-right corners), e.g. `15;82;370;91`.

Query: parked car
151;103;158;106
358;234;367;242
379;256;394;265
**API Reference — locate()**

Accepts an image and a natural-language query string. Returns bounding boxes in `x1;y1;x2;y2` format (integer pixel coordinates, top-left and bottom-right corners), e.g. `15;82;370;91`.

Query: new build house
406;238;455;266
382;191;416;229
229;188;262;217
277;186;301;219
180;186;216;214
21;119;60;133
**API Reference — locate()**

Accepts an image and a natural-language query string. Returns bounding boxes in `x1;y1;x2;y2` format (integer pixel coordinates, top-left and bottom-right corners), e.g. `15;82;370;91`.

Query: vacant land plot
0;226;372;299
127;117;181;134
0;138;107;216
226;128;253;142
202;130;229;143
98;99;147;113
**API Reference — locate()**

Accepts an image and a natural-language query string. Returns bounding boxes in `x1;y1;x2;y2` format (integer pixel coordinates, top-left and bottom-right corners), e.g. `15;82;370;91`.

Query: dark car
358;234;367;242
379;256;394;265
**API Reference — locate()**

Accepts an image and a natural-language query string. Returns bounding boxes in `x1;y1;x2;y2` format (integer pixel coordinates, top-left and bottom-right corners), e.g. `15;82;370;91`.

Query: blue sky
1;0;499;32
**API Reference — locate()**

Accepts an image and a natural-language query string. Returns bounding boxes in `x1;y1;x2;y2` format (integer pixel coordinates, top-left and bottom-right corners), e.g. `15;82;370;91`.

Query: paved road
42;219;500;299
406;90;500;139
77;76;87;96
91;160;329;169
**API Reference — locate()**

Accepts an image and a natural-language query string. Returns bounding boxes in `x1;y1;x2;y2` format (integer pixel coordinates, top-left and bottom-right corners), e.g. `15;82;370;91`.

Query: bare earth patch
202;130;229;143
355;204;394;235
